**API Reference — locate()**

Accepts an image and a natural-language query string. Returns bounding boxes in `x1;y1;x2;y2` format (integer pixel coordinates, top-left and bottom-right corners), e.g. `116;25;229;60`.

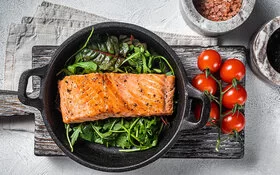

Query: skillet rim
41;22;189;172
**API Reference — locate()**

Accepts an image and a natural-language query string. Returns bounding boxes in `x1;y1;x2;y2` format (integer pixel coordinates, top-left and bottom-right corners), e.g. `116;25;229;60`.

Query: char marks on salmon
58;73;175;123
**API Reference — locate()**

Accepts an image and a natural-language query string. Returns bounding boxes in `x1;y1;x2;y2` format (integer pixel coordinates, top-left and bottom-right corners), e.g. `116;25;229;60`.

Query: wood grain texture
4;45;246;158
0;90;38;117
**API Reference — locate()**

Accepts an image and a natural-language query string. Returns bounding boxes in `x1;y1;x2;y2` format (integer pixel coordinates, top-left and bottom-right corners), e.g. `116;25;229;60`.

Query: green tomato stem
209;74;223;125
221;110;233;117
207;71;245;152
221;84;233;95
209;73;223;152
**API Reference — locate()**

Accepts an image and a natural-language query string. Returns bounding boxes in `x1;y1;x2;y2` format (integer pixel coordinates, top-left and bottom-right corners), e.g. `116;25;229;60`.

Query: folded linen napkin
3;1;218;91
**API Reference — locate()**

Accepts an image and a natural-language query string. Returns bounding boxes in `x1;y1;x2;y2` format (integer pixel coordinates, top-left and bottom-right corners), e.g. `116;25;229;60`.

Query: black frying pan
18;22;210;172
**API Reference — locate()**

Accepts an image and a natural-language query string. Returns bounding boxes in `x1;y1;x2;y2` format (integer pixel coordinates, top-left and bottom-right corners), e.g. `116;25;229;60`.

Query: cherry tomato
220;58;245;83
222;84;247;109
221;111;245;134
197;49;222;73
194;102;220;126
192;73;217;95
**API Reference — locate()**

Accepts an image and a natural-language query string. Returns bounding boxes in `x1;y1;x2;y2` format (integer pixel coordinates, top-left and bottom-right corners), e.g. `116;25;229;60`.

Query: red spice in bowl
193;0;243;21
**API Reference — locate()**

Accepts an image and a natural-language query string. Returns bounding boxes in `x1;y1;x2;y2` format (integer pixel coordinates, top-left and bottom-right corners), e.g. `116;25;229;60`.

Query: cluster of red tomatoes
191;49;247;134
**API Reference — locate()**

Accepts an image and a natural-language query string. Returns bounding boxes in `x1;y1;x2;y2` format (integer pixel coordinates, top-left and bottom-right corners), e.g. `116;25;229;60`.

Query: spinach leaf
120;43;129;57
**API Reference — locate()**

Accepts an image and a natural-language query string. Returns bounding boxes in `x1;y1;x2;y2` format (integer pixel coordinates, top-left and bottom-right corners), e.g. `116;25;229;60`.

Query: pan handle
180;83;210;131
18;65;48;110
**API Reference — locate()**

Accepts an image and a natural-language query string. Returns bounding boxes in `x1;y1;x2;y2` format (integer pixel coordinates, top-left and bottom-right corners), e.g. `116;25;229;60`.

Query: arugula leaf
121;52;141;66
70;124;82;147
65;124;73;152
67;116;165;152
67;61;97;74
115;133;128;149
91;123;113;139
112;122;122;131
80;124;94;142
142;55;150;73
152;56;174;75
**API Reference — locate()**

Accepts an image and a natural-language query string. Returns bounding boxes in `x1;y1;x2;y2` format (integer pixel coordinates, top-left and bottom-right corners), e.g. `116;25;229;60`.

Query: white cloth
4;1;217;91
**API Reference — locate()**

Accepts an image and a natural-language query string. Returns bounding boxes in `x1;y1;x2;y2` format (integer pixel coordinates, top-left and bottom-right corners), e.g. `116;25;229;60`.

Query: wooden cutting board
30;45;246;158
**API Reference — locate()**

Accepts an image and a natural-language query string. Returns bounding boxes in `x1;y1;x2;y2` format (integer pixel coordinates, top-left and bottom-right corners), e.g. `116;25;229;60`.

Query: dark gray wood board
32;45;246;158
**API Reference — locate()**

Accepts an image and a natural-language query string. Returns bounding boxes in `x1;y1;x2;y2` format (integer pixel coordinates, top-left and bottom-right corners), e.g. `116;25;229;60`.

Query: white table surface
1;0;280;174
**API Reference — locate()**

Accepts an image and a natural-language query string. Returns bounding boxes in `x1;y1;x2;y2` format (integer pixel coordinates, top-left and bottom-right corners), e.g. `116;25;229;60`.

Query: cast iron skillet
18;22;210;172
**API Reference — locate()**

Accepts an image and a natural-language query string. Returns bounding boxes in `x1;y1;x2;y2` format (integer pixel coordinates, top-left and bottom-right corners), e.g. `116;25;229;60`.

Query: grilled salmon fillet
58;73;175;123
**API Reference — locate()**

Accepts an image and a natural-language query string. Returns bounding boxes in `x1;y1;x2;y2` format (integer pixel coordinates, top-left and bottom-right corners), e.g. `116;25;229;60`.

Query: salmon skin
58;73;175;123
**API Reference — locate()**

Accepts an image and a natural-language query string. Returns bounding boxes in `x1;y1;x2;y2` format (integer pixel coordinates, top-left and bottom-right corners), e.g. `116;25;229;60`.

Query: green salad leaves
65;117;164;152
62;28;173;152
61;29;174;76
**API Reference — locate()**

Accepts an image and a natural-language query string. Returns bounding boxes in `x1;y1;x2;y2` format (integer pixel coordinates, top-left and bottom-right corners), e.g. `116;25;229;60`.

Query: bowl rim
180;0;256;34
250;16;280;86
